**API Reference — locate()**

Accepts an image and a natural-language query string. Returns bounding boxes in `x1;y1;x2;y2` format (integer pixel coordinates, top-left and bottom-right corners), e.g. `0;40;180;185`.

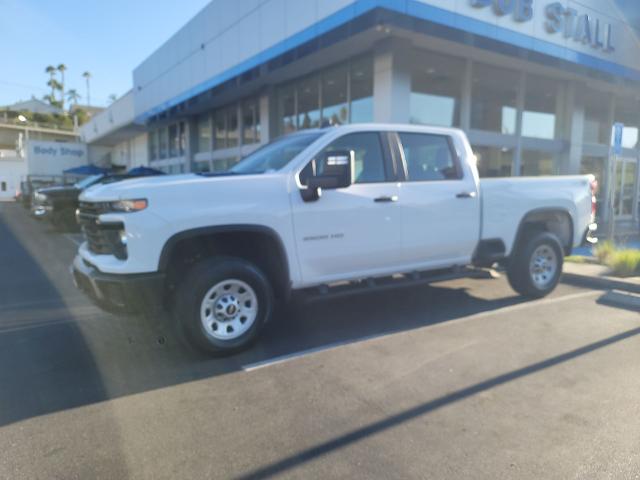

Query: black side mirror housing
300;150;354;202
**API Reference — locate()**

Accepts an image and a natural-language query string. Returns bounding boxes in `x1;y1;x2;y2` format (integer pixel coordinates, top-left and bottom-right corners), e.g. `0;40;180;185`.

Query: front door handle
456;192;477;199
374;195;398;203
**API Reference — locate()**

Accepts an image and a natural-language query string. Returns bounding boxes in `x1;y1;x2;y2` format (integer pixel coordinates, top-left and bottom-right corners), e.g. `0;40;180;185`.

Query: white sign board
26;140;87;176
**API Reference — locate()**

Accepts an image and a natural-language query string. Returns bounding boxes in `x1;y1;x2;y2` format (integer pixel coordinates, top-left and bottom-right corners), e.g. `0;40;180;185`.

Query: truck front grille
77;202;127;259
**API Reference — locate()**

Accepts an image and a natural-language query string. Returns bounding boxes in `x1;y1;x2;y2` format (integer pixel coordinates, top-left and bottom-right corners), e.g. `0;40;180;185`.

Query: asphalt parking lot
1;202;639;479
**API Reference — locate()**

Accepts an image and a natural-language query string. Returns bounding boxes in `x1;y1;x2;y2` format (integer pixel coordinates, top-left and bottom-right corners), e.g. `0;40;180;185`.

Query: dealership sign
470;0;614;53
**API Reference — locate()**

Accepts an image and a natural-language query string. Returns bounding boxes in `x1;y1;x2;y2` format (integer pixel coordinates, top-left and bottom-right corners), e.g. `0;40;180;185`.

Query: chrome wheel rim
529;244;558;289
200;279;258;340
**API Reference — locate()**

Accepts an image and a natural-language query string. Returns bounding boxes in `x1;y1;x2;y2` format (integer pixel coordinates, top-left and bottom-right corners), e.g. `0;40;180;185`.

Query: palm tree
45;65;56;96
108;94;117;104
57;64;67;108
46;79;63;102
66;89;81;106
82;71;92;106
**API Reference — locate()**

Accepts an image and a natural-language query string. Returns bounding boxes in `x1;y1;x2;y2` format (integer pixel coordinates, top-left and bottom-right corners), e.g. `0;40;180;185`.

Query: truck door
290;132;402;285
394;131;480;268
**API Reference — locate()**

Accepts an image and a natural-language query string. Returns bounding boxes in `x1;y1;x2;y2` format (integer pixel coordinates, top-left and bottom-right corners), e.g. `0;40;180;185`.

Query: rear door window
398;133;460;181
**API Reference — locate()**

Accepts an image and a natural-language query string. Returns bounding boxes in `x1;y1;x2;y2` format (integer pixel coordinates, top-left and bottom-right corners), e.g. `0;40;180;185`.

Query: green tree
57;64;67;108
66;89;81;106
45;65;56;97
108;93;117;104
82;71;92;106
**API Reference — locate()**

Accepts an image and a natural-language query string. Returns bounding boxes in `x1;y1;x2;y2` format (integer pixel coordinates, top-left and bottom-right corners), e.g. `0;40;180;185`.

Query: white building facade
85;0;640;229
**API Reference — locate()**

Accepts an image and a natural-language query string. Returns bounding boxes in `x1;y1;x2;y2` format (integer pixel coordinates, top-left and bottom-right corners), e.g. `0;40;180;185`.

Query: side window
316;132;387;184
399;133;460;181
0;182;5;192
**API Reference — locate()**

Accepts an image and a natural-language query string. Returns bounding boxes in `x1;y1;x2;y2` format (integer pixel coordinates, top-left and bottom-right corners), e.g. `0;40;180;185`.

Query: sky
0;0;211;108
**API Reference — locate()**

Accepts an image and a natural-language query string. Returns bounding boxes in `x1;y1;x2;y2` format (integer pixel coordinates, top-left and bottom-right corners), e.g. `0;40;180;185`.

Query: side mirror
300;150;354;202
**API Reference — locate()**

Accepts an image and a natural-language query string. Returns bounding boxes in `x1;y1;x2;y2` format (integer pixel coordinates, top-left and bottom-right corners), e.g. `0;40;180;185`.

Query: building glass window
276;55;373;135
349;56;373;123
297;75;321;130
149;130;158;161
178;121;186;155
322;65;348;126
471;63;519;134
158;127;168;159
613;96;640;150
521;150;557;176
227;107;238;148
582;88;611;144
473;146;514;177
411;51;464;127
279;84;296;134
168;124;178;157
522;75;559;140
197;115;211;153
242;99;260;145
214;111;227;150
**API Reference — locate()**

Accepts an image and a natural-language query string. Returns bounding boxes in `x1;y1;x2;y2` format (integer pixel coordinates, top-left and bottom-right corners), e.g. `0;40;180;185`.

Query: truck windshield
230;132;323;174
74;174;104;189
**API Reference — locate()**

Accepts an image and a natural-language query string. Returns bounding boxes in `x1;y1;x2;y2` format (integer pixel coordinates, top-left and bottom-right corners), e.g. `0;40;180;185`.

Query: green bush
608;250;640;277
594;240;615;264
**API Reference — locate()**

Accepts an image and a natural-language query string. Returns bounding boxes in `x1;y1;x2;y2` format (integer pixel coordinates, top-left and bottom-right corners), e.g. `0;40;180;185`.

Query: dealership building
82;0;640;230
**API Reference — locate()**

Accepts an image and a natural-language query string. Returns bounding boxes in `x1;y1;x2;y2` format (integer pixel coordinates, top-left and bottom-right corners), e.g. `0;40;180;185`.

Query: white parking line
241;290;600;372
64;234;82;246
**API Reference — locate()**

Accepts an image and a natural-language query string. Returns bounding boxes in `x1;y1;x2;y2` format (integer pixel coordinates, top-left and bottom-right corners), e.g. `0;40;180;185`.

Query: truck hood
79;172;285;202
37;185;79;198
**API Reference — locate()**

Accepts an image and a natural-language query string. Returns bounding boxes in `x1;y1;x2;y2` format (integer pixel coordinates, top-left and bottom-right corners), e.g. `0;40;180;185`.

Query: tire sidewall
515;232;564;297
177;257;273;354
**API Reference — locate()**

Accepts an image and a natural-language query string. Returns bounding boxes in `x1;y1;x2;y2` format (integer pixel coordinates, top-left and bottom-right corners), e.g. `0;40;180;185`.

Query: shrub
594;240;615;264
608;250;640;277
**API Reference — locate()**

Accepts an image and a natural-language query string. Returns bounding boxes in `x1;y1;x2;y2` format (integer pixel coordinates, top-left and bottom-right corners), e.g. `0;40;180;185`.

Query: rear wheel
174;256;273;355
507;231;563;298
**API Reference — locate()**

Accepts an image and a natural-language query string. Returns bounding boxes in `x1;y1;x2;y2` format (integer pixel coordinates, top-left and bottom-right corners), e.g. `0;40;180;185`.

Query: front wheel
174;257;274;355
507;231;563;298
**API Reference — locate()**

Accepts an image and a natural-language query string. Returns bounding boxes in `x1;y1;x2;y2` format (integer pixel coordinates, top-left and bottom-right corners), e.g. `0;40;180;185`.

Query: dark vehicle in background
32;170;164;230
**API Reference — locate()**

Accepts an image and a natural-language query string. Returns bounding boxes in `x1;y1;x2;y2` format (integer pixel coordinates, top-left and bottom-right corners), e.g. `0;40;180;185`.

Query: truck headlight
34;192;48;203
109;199;147;212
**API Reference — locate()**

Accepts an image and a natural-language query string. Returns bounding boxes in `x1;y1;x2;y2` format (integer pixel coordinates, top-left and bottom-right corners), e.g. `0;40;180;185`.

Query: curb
561;272;640;294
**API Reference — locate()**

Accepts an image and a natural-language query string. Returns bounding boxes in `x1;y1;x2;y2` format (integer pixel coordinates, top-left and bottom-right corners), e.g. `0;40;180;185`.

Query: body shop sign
26;140;87;175
470;0;615;53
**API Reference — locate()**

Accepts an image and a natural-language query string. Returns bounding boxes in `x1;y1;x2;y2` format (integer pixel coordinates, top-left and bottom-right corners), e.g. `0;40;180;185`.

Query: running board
296;266;497;303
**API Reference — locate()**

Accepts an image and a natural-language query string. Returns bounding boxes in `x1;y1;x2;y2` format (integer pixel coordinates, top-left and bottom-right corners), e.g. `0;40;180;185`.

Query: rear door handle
456;192;477;199
374;195;398;203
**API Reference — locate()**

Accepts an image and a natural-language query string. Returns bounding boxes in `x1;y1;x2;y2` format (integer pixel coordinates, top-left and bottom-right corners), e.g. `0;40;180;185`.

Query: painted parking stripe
242;290;600;372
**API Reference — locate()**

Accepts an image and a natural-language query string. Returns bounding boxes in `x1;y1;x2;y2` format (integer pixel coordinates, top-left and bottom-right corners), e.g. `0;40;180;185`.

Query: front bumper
71;254;165;313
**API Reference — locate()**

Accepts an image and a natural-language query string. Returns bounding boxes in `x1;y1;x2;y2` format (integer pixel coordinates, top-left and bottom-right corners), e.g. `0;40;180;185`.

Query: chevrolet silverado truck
71;124;597;355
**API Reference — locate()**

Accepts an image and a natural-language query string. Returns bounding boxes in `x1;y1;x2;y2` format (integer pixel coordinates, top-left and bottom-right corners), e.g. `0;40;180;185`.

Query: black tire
507;231;564;298
174;256;273;355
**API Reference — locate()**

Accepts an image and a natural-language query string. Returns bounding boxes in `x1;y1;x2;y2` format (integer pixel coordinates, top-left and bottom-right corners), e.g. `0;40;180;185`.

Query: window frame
393;131;463;182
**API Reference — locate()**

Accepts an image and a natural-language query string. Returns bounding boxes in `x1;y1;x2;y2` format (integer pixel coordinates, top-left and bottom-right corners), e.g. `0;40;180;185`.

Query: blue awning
127;166;165;176
63;165;109;175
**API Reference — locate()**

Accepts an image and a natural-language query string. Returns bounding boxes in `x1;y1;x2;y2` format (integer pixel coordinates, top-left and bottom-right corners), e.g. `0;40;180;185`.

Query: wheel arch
510;208;574;257
159;225;291;301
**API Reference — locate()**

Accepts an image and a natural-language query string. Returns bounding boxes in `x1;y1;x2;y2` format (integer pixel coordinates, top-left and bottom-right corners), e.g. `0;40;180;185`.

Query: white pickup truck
72;124;596;354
